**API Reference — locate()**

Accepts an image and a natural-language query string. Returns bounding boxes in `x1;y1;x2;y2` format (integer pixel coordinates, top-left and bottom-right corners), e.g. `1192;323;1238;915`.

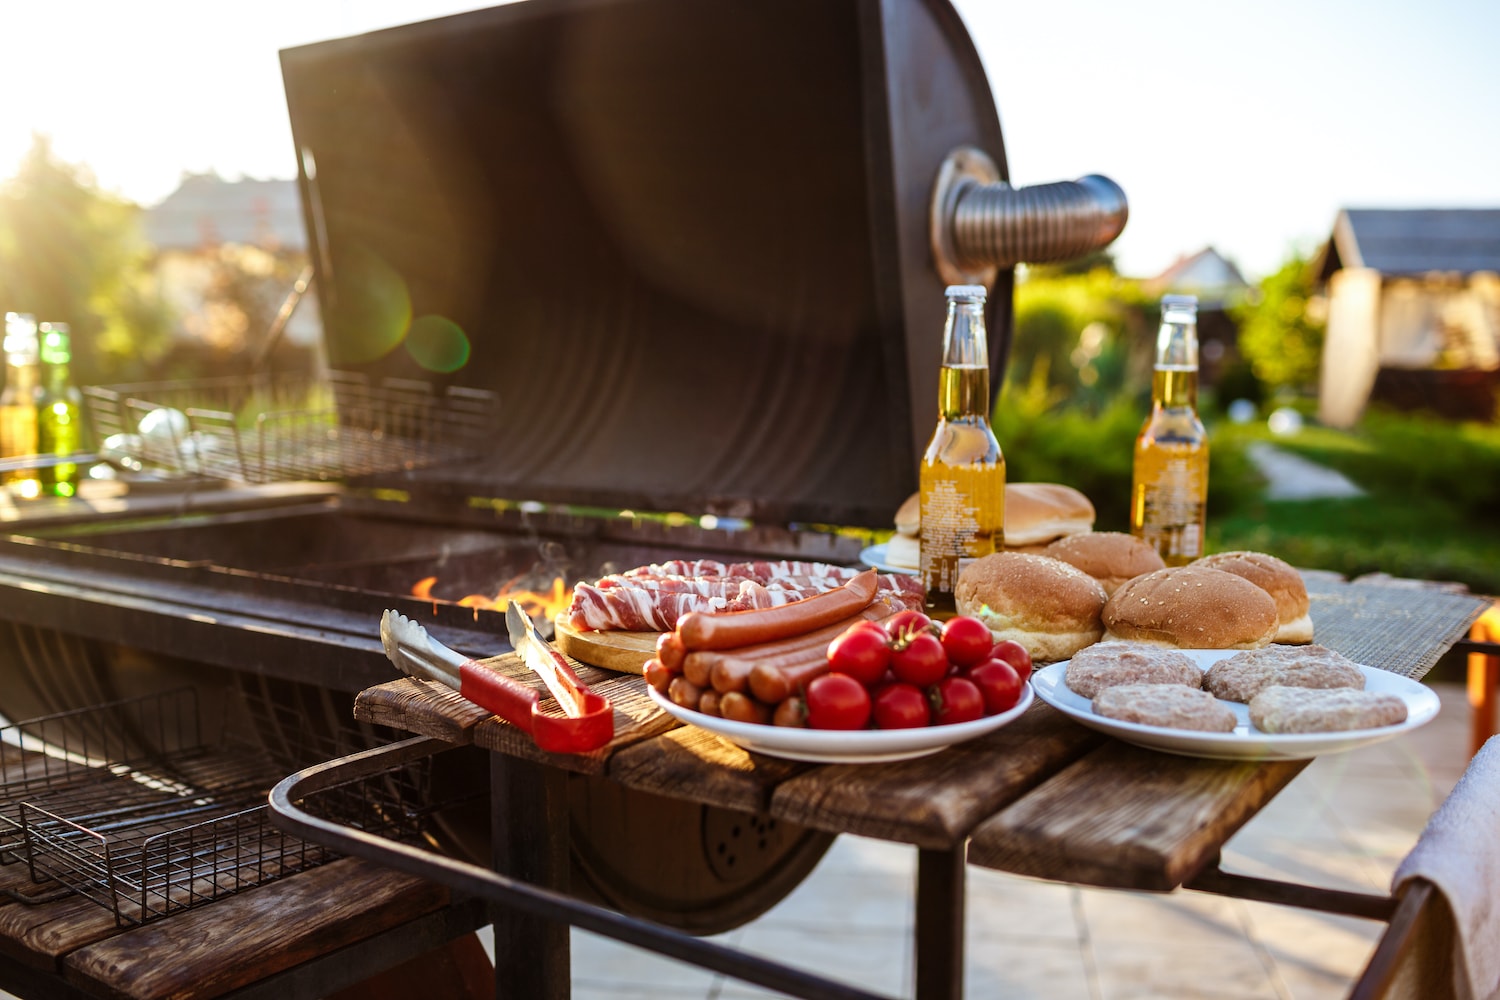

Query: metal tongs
379;607;614;753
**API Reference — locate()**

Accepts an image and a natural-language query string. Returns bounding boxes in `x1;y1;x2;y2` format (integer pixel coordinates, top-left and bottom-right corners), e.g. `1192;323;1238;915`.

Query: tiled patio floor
557;681;1472;1000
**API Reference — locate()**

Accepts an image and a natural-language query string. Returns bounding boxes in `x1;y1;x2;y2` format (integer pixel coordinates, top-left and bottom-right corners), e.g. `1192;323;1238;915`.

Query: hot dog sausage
668;675;704;711
698;690;723;717
675;569;879;652
644;658;675;693
749;656;832;706
719;692;772;726
773;697;808;728
656;631;686;672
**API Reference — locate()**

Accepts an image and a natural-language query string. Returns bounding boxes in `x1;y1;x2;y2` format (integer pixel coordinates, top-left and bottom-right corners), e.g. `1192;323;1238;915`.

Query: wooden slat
61;857;449;1000
967;742;1307;891
355;678;490;745
0;880;120;971
769;704;1105;849
606;725;810;814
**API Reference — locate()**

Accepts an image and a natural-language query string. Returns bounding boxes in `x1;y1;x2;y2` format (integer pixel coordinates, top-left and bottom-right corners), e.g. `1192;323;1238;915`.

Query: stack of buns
885;482;1095;570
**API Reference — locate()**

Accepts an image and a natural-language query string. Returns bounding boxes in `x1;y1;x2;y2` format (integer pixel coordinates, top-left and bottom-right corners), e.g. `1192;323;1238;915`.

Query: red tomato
826;625;892;687
989;639;1034;683
872;682;931;729
940;616;994;667
890;632;950;687
928;675;985;725
969;659;1023;715
805;672;872;730
884;609;933;641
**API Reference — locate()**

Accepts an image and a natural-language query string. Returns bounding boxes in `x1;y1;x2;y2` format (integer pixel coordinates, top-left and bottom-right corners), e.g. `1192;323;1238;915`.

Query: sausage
698;690;723;717
718;692;772;726
674;569;879;652
668;675;704;712
656;631;686;672
749;656;832;706
708;645;825;694
773;697;808;728
644;658;675;693
682;652;714;689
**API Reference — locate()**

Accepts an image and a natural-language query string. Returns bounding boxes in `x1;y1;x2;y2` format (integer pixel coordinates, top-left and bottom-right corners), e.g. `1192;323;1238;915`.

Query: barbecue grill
0;0;1126;981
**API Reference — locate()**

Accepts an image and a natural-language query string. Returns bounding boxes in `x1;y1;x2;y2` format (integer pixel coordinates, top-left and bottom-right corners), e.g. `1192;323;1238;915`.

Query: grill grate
0;689;434;925
84;369;497;484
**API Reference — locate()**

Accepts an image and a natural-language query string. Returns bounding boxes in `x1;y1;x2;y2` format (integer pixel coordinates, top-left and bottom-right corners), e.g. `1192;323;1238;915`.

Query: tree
0;135;172;386
1231;253;1325;393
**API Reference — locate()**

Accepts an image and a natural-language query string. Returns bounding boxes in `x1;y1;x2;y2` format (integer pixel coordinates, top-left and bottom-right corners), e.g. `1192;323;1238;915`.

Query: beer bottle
1131;294;1208;565
919;284;1005;615
0;313;41;498
37;322;82;498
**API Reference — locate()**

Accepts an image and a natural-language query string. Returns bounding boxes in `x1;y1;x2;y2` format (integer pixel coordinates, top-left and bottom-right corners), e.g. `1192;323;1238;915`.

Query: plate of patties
1032;640;1441;761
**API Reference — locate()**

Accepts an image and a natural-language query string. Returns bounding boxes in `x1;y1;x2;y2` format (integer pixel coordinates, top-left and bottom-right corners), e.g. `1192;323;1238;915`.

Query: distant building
1314;208;1500;427
1142;246;1251;384
143;174;320;351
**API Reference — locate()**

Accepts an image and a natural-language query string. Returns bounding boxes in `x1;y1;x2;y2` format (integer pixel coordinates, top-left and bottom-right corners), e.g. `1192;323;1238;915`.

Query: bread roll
1004;483;1095;547
1102;565;1279;650
1195;551;1312;644
1043;532;1167;595
954;552;1107;663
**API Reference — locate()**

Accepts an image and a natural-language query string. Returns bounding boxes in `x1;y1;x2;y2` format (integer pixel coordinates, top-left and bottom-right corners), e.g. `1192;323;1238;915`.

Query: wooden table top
355;574;1488;893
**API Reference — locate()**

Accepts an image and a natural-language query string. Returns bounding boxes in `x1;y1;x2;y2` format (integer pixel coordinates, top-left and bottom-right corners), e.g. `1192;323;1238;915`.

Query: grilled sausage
656;631;686;672
675;570;879;652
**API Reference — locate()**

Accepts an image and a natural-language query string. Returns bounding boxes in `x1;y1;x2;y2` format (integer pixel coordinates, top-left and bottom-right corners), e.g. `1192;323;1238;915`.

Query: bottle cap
944;284;987;303
1161;294;1198;313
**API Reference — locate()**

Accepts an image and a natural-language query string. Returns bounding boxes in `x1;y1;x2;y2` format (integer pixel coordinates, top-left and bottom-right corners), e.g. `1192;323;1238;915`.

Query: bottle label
1138;456;1206;561
919;476;1001;599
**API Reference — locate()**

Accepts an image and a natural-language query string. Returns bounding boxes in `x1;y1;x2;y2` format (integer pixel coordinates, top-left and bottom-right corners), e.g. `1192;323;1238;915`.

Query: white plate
859;543;918;576
646;682;1033;764
1031;649;1440;761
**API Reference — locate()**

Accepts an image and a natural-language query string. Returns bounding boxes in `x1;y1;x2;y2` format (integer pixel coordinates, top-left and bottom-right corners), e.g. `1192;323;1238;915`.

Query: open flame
411;573;573;623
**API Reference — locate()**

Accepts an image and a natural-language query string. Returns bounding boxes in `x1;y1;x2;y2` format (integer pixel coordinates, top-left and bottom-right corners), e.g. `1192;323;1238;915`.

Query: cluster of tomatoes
802;610;1032;730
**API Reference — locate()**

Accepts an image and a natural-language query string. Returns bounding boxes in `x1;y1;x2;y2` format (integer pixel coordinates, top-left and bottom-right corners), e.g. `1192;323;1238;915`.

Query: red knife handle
459;661;539;734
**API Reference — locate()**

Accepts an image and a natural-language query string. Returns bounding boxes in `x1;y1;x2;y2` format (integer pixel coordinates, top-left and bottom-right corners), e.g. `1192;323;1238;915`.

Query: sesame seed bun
1004;483;1096;546
1102;565;1279;650
1042;532;1167;596
954;552;1108;663
1195;551;1313;644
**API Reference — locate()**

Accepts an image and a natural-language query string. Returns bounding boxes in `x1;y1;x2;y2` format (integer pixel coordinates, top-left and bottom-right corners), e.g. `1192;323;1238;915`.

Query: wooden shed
1314;208;1500;426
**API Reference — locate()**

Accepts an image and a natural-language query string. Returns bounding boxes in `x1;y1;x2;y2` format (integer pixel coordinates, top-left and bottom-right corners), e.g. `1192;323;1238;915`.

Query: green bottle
36;323;81;497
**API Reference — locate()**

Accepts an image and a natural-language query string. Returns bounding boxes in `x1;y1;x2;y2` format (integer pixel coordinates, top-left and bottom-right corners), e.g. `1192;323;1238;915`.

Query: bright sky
2;0;1497;280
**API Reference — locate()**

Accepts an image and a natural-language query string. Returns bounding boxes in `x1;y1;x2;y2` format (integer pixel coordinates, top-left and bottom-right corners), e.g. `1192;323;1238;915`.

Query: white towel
1393;735;1500;1000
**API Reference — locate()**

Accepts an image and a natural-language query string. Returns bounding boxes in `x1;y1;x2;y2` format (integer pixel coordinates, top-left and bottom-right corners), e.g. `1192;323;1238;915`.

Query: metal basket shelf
83;369;497;485
0;689;434;926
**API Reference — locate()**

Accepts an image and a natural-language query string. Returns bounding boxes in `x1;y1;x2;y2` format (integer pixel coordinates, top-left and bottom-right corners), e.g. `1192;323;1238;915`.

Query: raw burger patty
1092;684;1237;732
1249;685;1408;734
1204;644;1363;703
1064;642;1202;699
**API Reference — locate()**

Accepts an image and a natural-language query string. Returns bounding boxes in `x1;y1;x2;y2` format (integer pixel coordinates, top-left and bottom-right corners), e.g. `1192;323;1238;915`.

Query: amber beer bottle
1131;294;1208;565
919;285;1005;615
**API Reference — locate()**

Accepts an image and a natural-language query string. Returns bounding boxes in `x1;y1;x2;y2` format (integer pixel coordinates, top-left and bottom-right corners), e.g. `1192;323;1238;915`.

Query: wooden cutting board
553;616;660;675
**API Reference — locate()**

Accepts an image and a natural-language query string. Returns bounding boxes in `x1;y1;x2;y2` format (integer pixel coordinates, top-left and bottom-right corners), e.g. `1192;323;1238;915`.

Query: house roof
1140;246;1249;307
1314;208;1500;282
143;174;305;252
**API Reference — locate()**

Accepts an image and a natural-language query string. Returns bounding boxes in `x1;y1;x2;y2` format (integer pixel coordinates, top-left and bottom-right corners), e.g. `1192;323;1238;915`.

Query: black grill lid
280;0;1009;529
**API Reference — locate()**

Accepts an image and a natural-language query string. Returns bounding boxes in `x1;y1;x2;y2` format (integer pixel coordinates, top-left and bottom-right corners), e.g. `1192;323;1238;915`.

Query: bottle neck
1152;309;1199;409
939;299;991;420
44;360;70;391
5;356;38;392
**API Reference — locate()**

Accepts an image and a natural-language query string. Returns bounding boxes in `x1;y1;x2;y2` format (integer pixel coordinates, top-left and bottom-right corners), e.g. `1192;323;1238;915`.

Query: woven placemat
1305;575;1490;680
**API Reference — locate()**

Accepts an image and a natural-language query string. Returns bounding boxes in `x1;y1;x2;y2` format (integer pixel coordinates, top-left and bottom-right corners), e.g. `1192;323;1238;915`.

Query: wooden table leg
490;754;571;1000
914;846;965;1000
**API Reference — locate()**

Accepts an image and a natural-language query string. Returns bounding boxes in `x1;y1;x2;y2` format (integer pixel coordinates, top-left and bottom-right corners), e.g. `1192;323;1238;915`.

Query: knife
381;609;614;753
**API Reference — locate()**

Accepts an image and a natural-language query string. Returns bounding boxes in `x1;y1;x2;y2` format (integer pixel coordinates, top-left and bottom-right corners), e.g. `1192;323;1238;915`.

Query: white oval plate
858;543;918;576
1031;649;1440;761
646;682;1033;764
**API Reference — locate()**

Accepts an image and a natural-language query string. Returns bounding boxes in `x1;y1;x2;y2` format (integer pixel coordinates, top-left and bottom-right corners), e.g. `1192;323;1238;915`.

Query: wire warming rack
0;688;435;926
83;369;497;485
